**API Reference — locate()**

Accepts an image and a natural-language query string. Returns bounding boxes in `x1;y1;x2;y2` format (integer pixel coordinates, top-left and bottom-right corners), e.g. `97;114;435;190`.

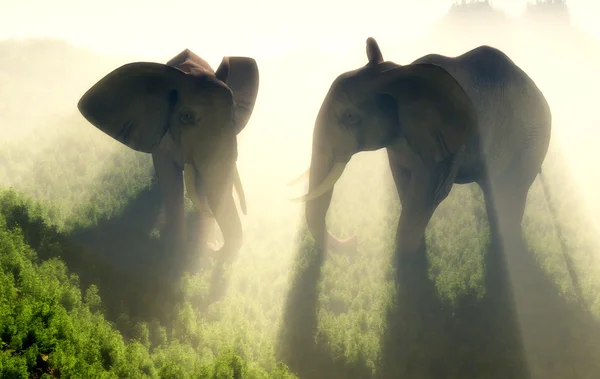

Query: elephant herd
77;37;552;271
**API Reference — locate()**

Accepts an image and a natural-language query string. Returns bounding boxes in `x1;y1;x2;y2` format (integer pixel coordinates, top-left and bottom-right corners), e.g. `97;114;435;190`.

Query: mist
1;0;600;378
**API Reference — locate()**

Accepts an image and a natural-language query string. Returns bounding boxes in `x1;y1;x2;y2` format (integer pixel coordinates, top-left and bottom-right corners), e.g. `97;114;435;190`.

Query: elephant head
293;38;476;250
77;49;259;255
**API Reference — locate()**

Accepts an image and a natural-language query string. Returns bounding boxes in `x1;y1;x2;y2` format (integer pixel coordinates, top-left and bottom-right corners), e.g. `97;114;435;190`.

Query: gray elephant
77;49;259;256
293;37;551;263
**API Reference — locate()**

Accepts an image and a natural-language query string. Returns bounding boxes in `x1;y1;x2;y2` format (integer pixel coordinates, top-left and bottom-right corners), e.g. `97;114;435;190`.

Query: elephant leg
152;153;185;252
390;154;459;262
479;166;537;283
394;181;438;272
478;169;541;378
479;167;541;314
385;151;458;377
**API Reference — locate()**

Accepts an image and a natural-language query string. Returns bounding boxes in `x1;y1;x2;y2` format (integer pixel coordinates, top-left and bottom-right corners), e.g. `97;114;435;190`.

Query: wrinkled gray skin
78;49;259;256
296;38;551;261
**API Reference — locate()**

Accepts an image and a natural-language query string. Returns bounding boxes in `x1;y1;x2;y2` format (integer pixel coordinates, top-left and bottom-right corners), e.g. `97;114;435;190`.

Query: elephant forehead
333;62;397;96
174;61;213;76
178;75;233;102
167;49;214;74
329;81;368;106
333;72;378;99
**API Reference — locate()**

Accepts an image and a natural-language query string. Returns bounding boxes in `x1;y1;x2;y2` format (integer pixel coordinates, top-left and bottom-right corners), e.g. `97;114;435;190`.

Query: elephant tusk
290;162;347;202
286;168;309;186
233;164;247;215
184;163;213;217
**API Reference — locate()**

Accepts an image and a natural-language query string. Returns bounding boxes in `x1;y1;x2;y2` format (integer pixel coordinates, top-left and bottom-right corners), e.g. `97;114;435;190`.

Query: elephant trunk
305;151;334;248
190;149;243;255
209;186;243;255
304;135;349;248
301;111;350;249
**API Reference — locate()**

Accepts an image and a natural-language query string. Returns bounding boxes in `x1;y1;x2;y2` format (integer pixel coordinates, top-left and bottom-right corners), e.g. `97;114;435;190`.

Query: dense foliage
0;190;297;378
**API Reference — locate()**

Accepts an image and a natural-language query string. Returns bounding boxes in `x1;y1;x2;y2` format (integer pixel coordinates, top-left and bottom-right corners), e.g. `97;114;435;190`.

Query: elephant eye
342;111;361;126
179;110;196;125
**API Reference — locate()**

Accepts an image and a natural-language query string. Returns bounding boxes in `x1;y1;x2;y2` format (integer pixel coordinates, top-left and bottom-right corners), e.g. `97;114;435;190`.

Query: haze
1;1;600;376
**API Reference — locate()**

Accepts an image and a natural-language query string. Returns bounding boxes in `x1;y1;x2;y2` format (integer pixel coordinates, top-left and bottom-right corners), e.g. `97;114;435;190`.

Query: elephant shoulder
456;46;522;85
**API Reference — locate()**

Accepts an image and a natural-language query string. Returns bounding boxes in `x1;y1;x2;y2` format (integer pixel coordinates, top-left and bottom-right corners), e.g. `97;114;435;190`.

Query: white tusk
184;163;213;217
290;162;347;202
233;164;247;215
286;168;309;186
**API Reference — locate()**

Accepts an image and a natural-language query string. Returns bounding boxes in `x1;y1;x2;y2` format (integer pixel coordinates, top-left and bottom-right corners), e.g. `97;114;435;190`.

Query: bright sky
0;0;598;61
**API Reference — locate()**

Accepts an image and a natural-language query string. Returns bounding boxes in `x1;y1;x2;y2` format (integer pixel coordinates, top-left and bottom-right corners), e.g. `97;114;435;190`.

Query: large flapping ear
77;62;187;153
380;63;477;165
215;57;230;83
221;57;260;134
366;37;384;64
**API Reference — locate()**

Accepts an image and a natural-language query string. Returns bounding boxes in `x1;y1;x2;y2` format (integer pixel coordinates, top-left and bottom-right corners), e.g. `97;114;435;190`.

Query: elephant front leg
388;151;459;268
390;169;437;279
386;154;459;374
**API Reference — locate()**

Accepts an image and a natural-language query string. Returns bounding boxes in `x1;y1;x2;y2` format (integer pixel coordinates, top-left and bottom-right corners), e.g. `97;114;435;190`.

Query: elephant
77;48;260;257
292;37;551;267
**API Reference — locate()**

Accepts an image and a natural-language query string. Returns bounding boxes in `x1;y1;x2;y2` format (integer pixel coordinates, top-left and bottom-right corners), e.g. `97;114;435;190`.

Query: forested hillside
2;2;600;378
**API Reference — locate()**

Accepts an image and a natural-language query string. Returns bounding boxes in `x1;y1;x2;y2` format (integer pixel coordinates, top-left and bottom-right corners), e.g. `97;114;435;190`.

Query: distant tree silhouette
523;0;571;26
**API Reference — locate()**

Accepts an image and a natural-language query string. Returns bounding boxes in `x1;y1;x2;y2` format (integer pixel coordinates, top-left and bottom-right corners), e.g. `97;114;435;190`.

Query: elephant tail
537;170;585;305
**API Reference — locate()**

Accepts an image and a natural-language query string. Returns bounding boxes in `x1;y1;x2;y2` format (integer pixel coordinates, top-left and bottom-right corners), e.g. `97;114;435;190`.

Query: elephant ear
219;57;260;134
381;63;477;165
366;37;384;64
77;62;186;153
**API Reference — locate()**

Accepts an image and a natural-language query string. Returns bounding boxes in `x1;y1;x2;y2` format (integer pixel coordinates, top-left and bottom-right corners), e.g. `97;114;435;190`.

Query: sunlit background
1;0;600;377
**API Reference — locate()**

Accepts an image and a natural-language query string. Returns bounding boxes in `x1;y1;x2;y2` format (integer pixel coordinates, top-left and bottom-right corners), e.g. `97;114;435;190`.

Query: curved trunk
187;159;242;255
208;188;243;255
184;164;213;217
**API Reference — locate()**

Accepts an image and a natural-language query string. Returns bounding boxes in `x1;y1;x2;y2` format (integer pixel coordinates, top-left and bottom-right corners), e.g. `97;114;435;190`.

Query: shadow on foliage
197;257;231;313
276;232;374;379
67;176;165;271
379;226;600;379
277;218;600;379
62;167;233;326
0;178;226;337
377;235;531;379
